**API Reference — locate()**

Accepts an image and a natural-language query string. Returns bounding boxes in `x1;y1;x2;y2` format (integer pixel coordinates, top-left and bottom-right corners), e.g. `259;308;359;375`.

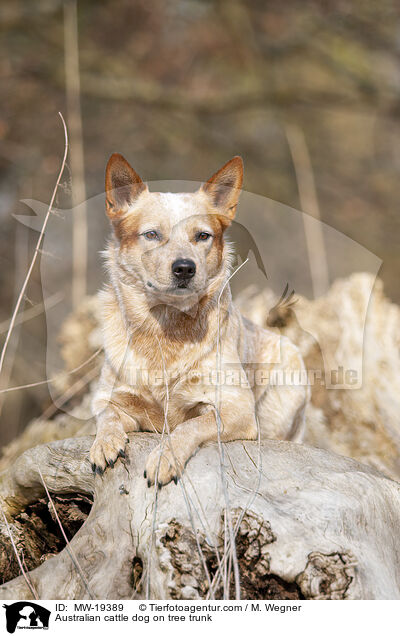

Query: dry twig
0;113;68;387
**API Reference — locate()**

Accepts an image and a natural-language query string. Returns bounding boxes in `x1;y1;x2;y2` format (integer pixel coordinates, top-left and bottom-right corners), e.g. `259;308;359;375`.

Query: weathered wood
236;273;400;481
1;434;400;600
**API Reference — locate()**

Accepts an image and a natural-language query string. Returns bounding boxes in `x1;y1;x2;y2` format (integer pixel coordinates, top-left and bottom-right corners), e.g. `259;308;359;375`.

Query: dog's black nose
172;259;196;280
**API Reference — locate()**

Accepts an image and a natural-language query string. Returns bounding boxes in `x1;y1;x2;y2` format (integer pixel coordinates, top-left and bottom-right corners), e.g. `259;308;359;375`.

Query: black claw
126;438;130;444
147;479;151;488
96;465;104;476
118;449;126;459
143;470;147;479
91;463;96;473
158;482;162;491
172;476;178;485
108;459;115;468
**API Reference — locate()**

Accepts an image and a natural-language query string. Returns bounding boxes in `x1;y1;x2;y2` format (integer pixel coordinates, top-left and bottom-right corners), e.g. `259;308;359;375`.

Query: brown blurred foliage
0;0;399;440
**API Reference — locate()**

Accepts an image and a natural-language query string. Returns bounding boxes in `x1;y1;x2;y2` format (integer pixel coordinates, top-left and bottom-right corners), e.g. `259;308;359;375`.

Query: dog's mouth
144;279;205;315
176;280;190;290
146;280;196;296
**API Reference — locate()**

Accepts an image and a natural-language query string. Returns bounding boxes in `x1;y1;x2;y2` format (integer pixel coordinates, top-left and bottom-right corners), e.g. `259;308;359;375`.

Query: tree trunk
1;434;400;600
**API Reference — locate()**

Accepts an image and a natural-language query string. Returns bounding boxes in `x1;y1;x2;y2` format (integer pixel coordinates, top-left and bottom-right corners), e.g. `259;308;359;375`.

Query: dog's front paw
144;444;183;488
89;425;128;475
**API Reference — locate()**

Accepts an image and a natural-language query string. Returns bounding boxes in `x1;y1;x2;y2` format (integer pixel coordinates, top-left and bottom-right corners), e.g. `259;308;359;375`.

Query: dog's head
104;153;243;310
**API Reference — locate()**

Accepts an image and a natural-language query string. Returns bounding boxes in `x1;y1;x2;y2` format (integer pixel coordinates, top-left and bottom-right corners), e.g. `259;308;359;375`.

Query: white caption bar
1;599;397;635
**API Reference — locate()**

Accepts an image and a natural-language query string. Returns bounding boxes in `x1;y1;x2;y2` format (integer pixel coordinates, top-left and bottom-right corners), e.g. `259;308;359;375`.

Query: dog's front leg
90;386;141;474
144;398;257;487
90;407;130;474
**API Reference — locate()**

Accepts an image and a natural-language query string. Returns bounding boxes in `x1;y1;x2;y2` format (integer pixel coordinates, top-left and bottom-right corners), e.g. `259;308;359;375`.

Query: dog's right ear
200;156;243;219
105;153;147;220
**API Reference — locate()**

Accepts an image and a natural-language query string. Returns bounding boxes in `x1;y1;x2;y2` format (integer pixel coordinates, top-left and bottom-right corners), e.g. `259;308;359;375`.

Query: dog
89;153;309;486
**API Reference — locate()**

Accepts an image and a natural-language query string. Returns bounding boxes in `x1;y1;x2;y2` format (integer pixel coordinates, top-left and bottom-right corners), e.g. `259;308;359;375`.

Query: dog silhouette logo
3;602;50;633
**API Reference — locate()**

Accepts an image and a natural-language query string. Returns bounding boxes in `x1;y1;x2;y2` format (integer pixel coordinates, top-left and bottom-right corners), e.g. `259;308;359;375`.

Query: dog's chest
110;330;205;403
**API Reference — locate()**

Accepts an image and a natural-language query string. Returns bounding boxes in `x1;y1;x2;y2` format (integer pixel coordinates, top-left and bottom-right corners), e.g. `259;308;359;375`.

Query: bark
1;434;400;600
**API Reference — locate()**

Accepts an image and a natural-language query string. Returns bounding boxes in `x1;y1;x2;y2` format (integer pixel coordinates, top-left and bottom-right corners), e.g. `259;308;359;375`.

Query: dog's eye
196;231;212;242
142;230;159;240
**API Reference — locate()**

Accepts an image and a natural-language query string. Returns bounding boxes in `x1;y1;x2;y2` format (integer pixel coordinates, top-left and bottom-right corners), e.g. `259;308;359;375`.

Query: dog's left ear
200;156;243;219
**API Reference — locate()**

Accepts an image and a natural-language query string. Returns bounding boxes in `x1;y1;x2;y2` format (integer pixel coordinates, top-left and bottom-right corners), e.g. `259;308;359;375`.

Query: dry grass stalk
0;113;68;397
0;291;64;335
1;510;39;599
286;123;329;298
0;346;102;395
37;466;94;599
64;0;88;308
214;258;249;599
144;336;214;600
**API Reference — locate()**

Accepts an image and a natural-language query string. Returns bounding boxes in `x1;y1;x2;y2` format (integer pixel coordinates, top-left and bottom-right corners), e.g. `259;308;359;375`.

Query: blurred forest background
0;0;400;446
